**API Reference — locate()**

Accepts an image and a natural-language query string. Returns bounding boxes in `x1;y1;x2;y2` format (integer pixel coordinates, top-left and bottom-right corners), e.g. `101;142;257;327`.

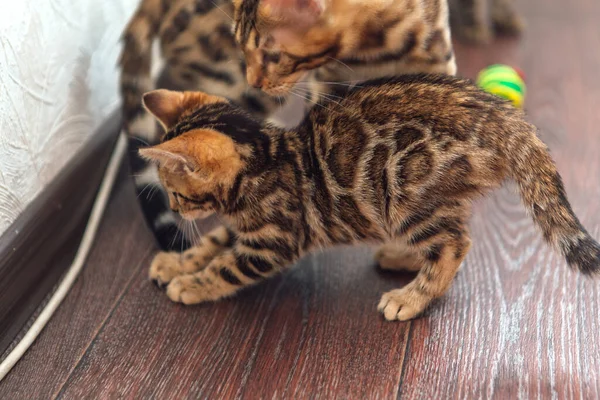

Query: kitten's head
233;0;340;95
139;89;260;220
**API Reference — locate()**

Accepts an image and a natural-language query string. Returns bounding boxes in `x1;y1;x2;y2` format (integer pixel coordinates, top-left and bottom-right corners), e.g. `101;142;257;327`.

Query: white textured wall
0;0;138;235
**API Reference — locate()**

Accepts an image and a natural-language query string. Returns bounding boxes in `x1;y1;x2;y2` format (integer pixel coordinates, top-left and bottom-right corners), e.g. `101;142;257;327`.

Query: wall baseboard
0;111;122;356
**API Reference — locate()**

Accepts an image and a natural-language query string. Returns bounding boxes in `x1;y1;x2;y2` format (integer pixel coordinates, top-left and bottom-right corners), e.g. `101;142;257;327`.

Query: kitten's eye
263;51;281;64
176;193;196;203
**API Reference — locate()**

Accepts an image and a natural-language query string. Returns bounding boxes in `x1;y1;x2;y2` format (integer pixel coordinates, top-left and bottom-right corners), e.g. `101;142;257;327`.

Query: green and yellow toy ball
476;64;526;108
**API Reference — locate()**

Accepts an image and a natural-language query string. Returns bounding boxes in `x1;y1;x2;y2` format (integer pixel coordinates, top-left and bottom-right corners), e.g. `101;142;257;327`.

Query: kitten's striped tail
508;124;600;275
119;0;190;250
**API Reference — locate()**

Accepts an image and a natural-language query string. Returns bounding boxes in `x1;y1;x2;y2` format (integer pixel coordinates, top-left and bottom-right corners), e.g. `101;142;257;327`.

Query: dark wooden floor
2;0;600;397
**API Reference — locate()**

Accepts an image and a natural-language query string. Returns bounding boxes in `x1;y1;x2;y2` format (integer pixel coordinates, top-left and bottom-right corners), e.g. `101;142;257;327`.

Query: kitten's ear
260;0;324;29
142;89;186;130
143;89;229;130
139;136;198;172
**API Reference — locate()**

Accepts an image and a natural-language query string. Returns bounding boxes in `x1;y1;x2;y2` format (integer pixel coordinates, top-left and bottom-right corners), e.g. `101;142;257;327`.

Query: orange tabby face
139;90;245;220
233;0;339;95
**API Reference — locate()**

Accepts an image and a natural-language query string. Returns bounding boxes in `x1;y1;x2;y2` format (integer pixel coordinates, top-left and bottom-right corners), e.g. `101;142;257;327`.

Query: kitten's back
303;74;599;274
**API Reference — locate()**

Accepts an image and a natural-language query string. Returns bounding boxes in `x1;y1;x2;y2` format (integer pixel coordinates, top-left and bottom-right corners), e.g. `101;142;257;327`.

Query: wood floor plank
55;247;413;399
0;163;157;399
398;0;600;398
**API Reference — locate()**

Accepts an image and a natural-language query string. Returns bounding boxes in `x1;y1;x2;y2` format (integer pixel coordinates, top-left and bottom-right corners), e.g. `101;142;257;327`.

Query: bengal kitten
138;74;600;321
232;0;457;97
449;0;524;44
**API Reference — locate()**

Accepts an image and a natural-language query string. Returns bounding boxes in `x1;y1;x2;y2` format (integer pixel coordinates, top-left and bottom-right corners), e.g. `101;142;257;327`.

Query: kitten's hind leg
375;241;423;272
149;226;234;287
378;231;471;321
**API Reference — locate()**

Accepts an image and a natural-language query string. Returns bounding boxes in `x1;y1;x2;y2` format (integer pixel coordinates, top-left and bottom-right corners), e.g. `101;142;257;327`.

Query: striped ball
476;64;526;108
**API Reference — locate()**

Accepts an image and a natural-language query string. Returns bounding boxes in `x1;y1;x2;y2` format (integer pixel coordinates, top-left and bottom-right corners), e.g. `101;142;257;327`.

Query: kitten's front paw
377;286;431;321
375;245;422;272
150;247;217;288
149;252;182;288
166;275;206;305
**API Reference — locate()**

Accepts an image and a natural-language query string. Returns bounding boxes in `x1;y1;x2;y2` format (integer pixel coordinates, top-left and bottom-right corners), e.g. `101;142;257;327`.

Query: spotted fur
139;74;600;321
232;0;458;96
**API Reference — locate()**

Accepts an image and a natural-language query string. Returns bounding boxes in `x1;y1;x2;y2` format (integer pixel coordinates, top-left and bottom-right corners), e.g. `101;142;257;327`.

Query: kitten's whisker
190;221;199;247
130;136;151;146
319;80;363;86
136;183;152;199
182;222;188;251
210;1;233;21
294;87;346;109
288;89;328;110
292;87;320;103
313;91;345;101
194;220;206;247
146;186;159;200
295;86;344;103
169;219;183;251
188;219;198;247
289;87;312;100
326;56;354;72
188;221;198;248
296;80;362;88
181;221;187;253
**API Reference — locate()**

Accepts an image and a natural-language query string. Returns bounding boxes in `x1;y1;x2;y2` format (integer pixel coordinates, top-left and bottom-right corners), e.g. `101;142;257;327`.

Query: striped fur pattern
139;74;600;321
120;0;283;250
449;0;524;44
232;0;458;97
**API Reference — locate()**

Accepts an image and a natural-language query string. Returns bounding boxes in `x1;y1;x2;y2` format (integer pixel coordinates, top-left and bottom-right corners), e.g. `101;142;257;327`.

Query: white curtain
0;0;139;235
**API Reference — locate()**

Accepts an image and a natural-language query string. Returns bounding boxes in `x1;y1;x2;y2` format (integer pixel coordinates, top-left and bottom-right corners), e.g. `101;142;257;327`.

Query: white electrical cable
0;132;128;381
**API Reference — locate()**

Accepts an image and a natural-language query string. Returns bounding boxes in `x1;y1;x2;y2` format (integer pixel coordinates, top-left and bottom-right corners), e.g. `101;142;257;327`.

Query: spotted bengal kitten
232;0;457;96
120;0;460;250
138;74;599;321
